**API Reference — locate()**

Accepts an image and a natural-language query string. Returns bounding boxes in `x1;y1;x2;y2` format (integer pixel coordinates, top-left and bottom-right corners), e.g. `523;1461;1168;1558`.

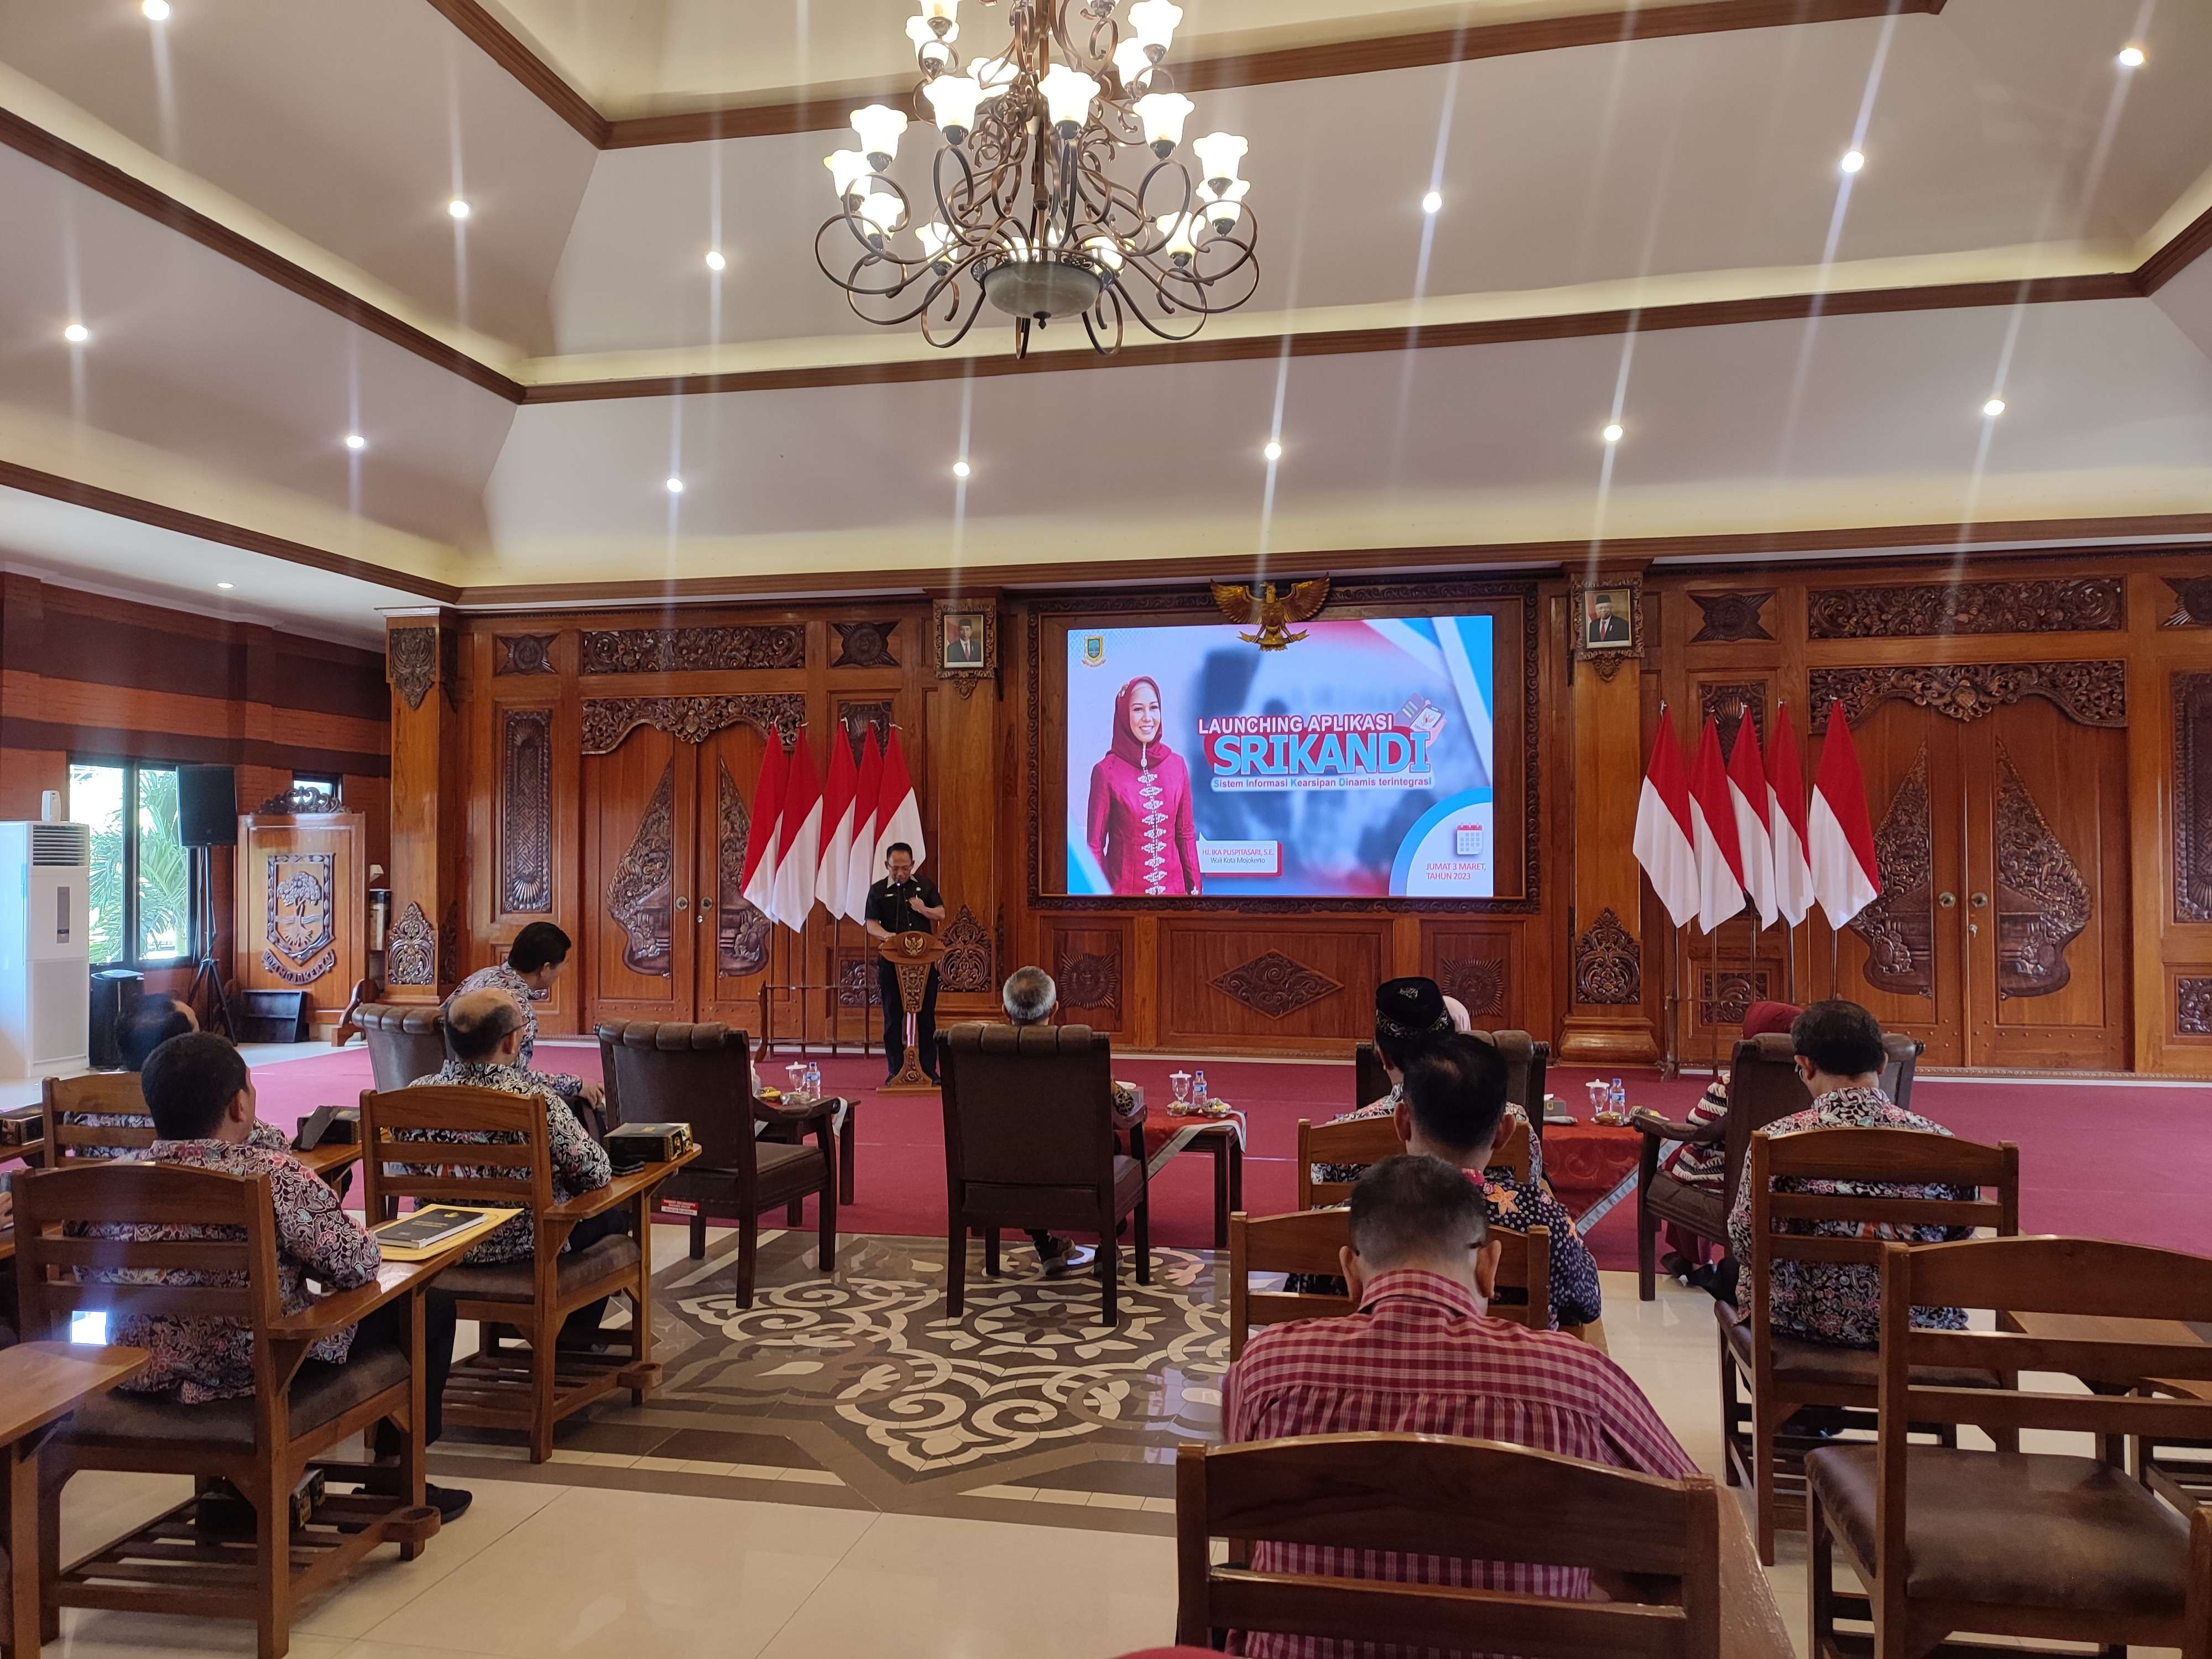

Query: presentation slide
1065;615;1496;899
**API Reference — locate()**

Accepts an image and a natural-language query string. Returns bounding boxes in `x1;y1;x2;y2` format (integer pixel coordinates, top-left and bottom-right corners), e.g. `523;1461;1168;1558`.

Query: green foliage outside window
71;761;192;967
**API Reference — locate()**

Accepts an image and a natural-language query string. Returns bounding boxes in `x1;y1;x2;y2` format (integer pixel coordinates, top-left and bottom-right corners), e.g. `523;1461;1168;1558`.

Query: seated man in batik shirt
451;921;605;1126
407;987;617;1349
67;996;291;1161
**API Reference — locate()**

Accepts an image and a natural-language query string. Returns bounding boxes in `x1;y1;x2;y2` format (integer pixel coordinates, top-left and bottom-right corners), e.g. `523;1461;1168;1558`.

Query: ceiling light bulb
705;249;727;271
1840;149;1865;174
849;104;909;170
905;14;957;63
1262;440;1283;462
216;581;234;590
447;197;471;219
1421;189;1443;215
665;476;685;494
1983;397;2006;418
2117;44;2146;67
344;433;367;450
1134;91;1194;156
918;221;954;268
919;0;958;26
952;459;972;478
1192;131;1248;191
924;75;985;144
1038;66;1099;137
1156;211;1199;264
857;190;905;246
142;0;170;19
1127;0;1182;60
825;149;873;202
1602;422;1624;443
62;322;90;344
1114;39;1154;90
972;53;1018;97
1198;179;1249;234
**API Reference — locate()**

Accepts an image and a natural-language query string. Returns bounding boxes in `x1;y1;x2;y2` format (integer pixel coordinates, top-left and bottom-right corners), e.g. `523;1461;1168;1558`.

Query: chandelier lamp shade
817;0;1259;357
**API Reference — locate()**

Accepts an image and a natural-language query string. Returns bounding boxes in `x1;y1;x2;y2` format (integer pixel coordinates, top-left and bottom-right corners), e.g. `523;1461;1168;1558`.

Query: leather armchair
938;1021;1150;1323
354;1002;447;1093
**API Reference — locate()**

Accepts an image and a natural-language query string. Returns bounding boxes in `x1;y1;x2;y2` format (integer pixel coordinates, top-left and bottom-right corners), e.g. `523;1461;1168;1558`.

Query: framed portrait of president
1568;573;1644;680
932;598;997;695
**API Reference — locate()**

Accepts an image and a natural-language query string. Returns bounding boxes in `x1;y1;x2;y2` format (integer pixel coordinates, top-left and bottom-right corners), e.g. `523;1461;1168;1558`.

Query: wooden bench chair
13;1160;438;1659
1227;1208;1550;1359
1295;1111;1531;1210
39;1074;154;1163
358;1085;655;1463
1718;1126;2018;1565
1808;1235;2212;1659
1175;1433;1720;1656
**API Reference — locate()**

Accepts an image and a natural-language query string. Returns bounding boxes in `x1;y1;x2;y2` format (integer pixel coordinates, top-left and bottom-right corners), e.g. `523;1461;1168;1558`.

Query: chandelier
816;0;1258;357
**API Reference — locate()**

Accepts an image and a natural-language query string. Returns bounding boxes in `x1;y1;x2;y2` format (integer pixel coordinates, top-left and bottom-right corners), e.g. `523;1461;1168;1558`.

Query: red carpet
253;1045;2212;1266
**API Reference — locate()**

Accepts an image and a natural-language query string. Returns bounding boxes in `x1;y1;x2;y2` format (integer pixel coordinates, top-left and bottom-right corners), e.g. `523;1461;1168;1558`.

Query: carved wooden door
582;726;697;1022
693;725;776;1025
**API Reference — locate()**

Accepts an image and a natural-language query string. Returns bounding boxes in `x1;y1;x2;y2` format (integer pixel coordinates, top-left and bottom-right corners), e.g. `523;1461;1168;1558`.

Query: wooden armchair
353;1004;448;1094
358;1085;659;1463
594;1021;836;1300
1227;1208;1550;1358
1808;1236;2212;1659
1295;1113;1531;1210
1175;1433;1720;1656
938;1022;1149;1323
13;1161;439;1659
1350;1033;1551;1131
1719;1126;2018;1564
39;1074;154;1162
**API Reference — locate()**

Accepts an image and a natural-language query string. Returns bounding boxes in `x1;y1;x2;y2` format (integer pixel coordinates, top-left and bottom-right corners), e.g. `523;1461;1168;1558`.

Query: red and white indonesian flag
771;729;823;931
874;729;926;873
1767;703;1814;927
1632;708;1699;929
1725;713;1778;930
1810;700;1881;929
739;738;789;924
816;731;859;921
1688;714;1746;935
841;727;885;921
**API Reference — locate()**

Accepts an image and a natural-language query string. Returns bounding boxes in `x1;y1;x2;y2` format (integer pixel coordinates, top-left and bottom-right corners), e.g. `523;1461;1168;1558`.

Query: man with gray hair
997;967;1093;1279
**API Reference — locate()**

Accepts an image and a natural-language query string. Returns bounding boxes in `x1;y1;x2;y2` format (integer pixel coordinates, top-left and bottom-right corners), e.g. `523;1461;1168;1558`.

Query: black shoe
426;1483;473;1524
1040;1243;1097;1279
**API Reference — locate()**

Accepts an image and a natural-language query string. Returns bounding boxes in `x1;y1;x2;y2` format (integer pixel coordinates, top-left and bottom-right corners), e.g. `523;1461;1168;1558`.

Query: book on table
371;1206;509;1253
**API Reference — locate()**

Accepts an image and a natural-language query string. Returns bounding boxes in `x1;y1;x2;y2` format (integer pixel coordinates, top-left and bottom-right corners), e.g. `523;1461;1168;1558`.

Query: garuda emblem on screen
1211;578;1329;651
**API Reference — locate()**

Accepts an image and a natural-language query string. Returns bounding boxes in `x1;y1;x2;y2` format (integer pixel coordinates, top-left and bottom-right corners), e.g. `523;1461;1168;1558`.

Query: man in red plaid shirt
1224;1109;1698;1657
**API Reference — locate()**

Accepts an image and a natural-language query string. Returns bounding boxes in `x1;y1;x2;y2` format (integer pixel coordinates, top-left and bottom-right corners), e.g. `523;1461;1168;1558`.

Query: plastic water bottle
1193;1069;1210;1110
1610;1076;1626;1115
806;1062;822;1101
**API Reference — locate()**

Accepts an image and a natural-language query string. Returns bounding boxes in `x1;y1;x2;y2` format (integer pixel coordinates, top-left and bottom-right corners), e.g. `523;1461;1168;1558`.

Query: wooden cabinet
233;811;367;1029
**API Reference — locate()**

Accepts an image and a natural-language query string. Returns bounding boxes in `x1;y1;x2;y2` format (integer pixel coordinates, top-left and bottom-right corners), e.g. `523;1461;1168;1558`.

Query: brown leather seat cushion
1113;1153;1144;1211
754;1140;826;1204
1720;1312;2002;1391
62;1342;412;1452
437;1233;642;1304
1645;1170;1724;1238
1807;1444;2192;1617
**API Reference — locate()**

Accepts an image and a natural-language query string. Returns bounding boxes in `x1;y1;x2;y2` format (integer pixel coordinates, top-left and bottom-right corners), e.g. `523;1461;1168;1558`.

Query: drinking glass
1585;1078;1608;1114
1170;1071;1192;1107
786;1062;809;1101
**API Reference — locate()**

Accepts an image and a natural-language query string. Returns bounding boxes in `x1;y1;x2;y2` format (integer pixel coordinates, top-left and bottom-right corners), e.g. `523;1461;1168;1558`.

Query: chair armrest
1630;1108;1722;1147
754;1095;839;1127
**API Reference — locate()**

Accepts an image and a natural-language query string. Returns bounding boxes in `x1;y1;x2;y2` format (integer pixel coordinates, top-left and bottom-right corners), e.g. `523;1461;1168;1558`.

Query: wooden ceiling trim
0;107;526;405
517;270;2141;404
0;460;465;605
420;0;610;147
2140;202;2212;294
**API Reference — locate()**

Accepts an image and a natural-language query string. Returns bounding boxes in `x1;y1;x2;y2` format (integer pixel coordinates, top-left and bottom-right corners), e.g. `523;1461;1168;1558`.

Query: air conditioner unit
0;821;93;1078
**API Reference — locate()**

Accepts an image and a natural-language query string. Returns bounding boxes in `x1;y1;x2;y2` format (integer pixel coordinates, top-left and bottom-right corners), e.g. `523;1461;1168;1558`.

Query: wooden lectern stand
878;931;945;1094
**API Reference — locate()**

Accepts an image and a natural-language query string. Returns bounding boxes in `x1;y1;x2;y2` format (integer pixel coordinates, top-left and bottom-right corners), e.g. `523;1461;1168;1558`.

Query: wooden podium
879;931;945;1094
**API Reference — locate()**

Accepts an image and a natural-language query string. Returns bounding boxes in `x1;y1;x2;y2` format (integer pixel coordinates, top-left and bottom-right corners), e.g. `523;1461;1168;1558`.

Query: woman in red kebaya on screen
1086;676;1203;896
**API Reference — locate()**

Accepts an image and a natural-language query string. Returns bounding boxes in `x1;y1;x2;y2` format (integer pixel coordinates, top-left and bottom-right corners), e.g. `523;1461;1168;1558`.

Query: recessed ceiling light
1982;397;2006;418
1262;440;1284;461
447;198;471;220
62;322;90;344
1421;190;1443;215
344;432;367;451
216;581;234;591
705;249;727;272
2117;44;2146;67
665;476;685;493
142;0;170;19
1840;149;1865;174
1601;422;1624;444
952;459;972;479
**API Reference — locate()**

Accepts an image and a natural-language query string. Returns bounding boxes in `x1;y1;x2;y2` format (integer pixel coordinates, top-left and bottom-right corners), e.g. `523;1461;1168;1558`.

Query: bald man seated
406;987;619;1350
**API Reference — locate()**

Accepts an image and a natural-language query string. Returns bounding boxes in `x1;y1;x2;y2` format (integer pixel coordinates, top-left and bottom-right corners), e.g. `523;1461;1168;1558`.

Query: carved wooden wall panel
1689;591;1773;643
1851;744;1935;998
2175;673;2212;924
1699;681;1766;759
499;707;553;914
2161;577;2212;629
1042;922;1129;1034
1812;662;2126;729
493;634;557;675
386;901;436;987
939;905;994;994
1157;922;1384;1045
1700;969;1771;1026
1807;578;2124;639
714;759;771;977
1991;742;2091;999
607;760;675;977
831;621;900;667
838;700;894;759
2179;978;2212;1037
580;695;806;754
1572;908;1640;1005
1422;925;1515;1023
387;627;439;711
579;626;804;674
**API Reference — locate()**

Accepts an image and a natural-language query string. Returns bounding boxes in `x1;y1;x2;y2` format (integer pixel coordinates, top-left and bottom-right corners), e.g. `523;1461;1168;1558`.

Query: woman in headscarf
1084;676;1202;896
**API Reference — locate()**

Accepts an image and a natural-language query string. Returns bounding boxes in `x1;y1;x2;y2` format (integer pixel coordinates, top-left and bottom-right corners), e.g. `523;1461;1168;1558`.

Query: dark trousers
363;1288;459;1454
557;1210;630;1344
879;961;940;1082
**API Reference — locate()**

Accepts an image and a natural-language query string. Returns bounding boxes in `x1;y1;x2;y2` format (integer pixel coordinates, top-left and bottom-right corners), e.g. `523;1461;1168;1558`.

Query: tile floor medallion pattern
430;1230;1229;1533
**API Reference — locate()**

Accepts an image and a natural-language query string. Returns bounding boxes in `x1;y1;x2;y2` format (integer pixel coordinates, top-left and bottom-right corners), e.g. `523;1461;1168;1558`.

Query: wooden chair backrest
1352;1042;1390;1115
1871;1237;2212;1590
594;1021;757;1174
1879;1032;1923;1112
1717;1034;1813;1216
1176;1433;1720;1658
357;1085;556;1218
1297;1112;1531;1209
937;1022;1118;1190
41;1073;155;1160
1228;1209;1550;1358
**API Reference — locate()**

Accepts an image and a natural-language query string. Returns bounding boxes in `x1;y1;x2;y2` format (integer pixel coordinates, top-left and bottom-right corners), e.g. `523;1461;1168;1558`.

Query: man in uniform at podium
865;842;946;1085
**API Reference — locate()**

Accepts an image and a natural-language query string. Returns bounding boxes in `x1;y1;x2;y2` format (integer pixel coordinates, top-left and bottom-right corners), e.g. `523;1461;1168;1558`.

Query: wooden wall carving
1806;578;2125;639
2178;978;2212;1037
1055;950;1121;1015
260;852;336;985
837;952;882;1009
1851;745;1934;998
831;621;900;667
1690;591;1774;643
1700;681;1766;758
839;701;894;758
386;900;436;986
1212;950;1343;1019
580;695;806;754
388;627;439;711
499;708;554;914
1812;661;2126;729
493;634;557;675
254;784;337;815
606;761;675;975
2176;674;2212;924
2161;577;2212;629
1700;969;1769;1026
1572;908;1640;1005
1439;956;1506;1019
1992;742;2090;999
939;905;994;993
714;759;772;975
579;626;804;674
439;901;458;989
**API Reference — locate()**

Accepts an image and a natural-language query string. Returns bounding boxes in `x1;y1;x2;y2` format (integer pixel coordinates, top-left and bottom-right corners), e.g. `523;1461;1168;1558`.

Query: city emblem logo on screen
1081;634;1107;667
